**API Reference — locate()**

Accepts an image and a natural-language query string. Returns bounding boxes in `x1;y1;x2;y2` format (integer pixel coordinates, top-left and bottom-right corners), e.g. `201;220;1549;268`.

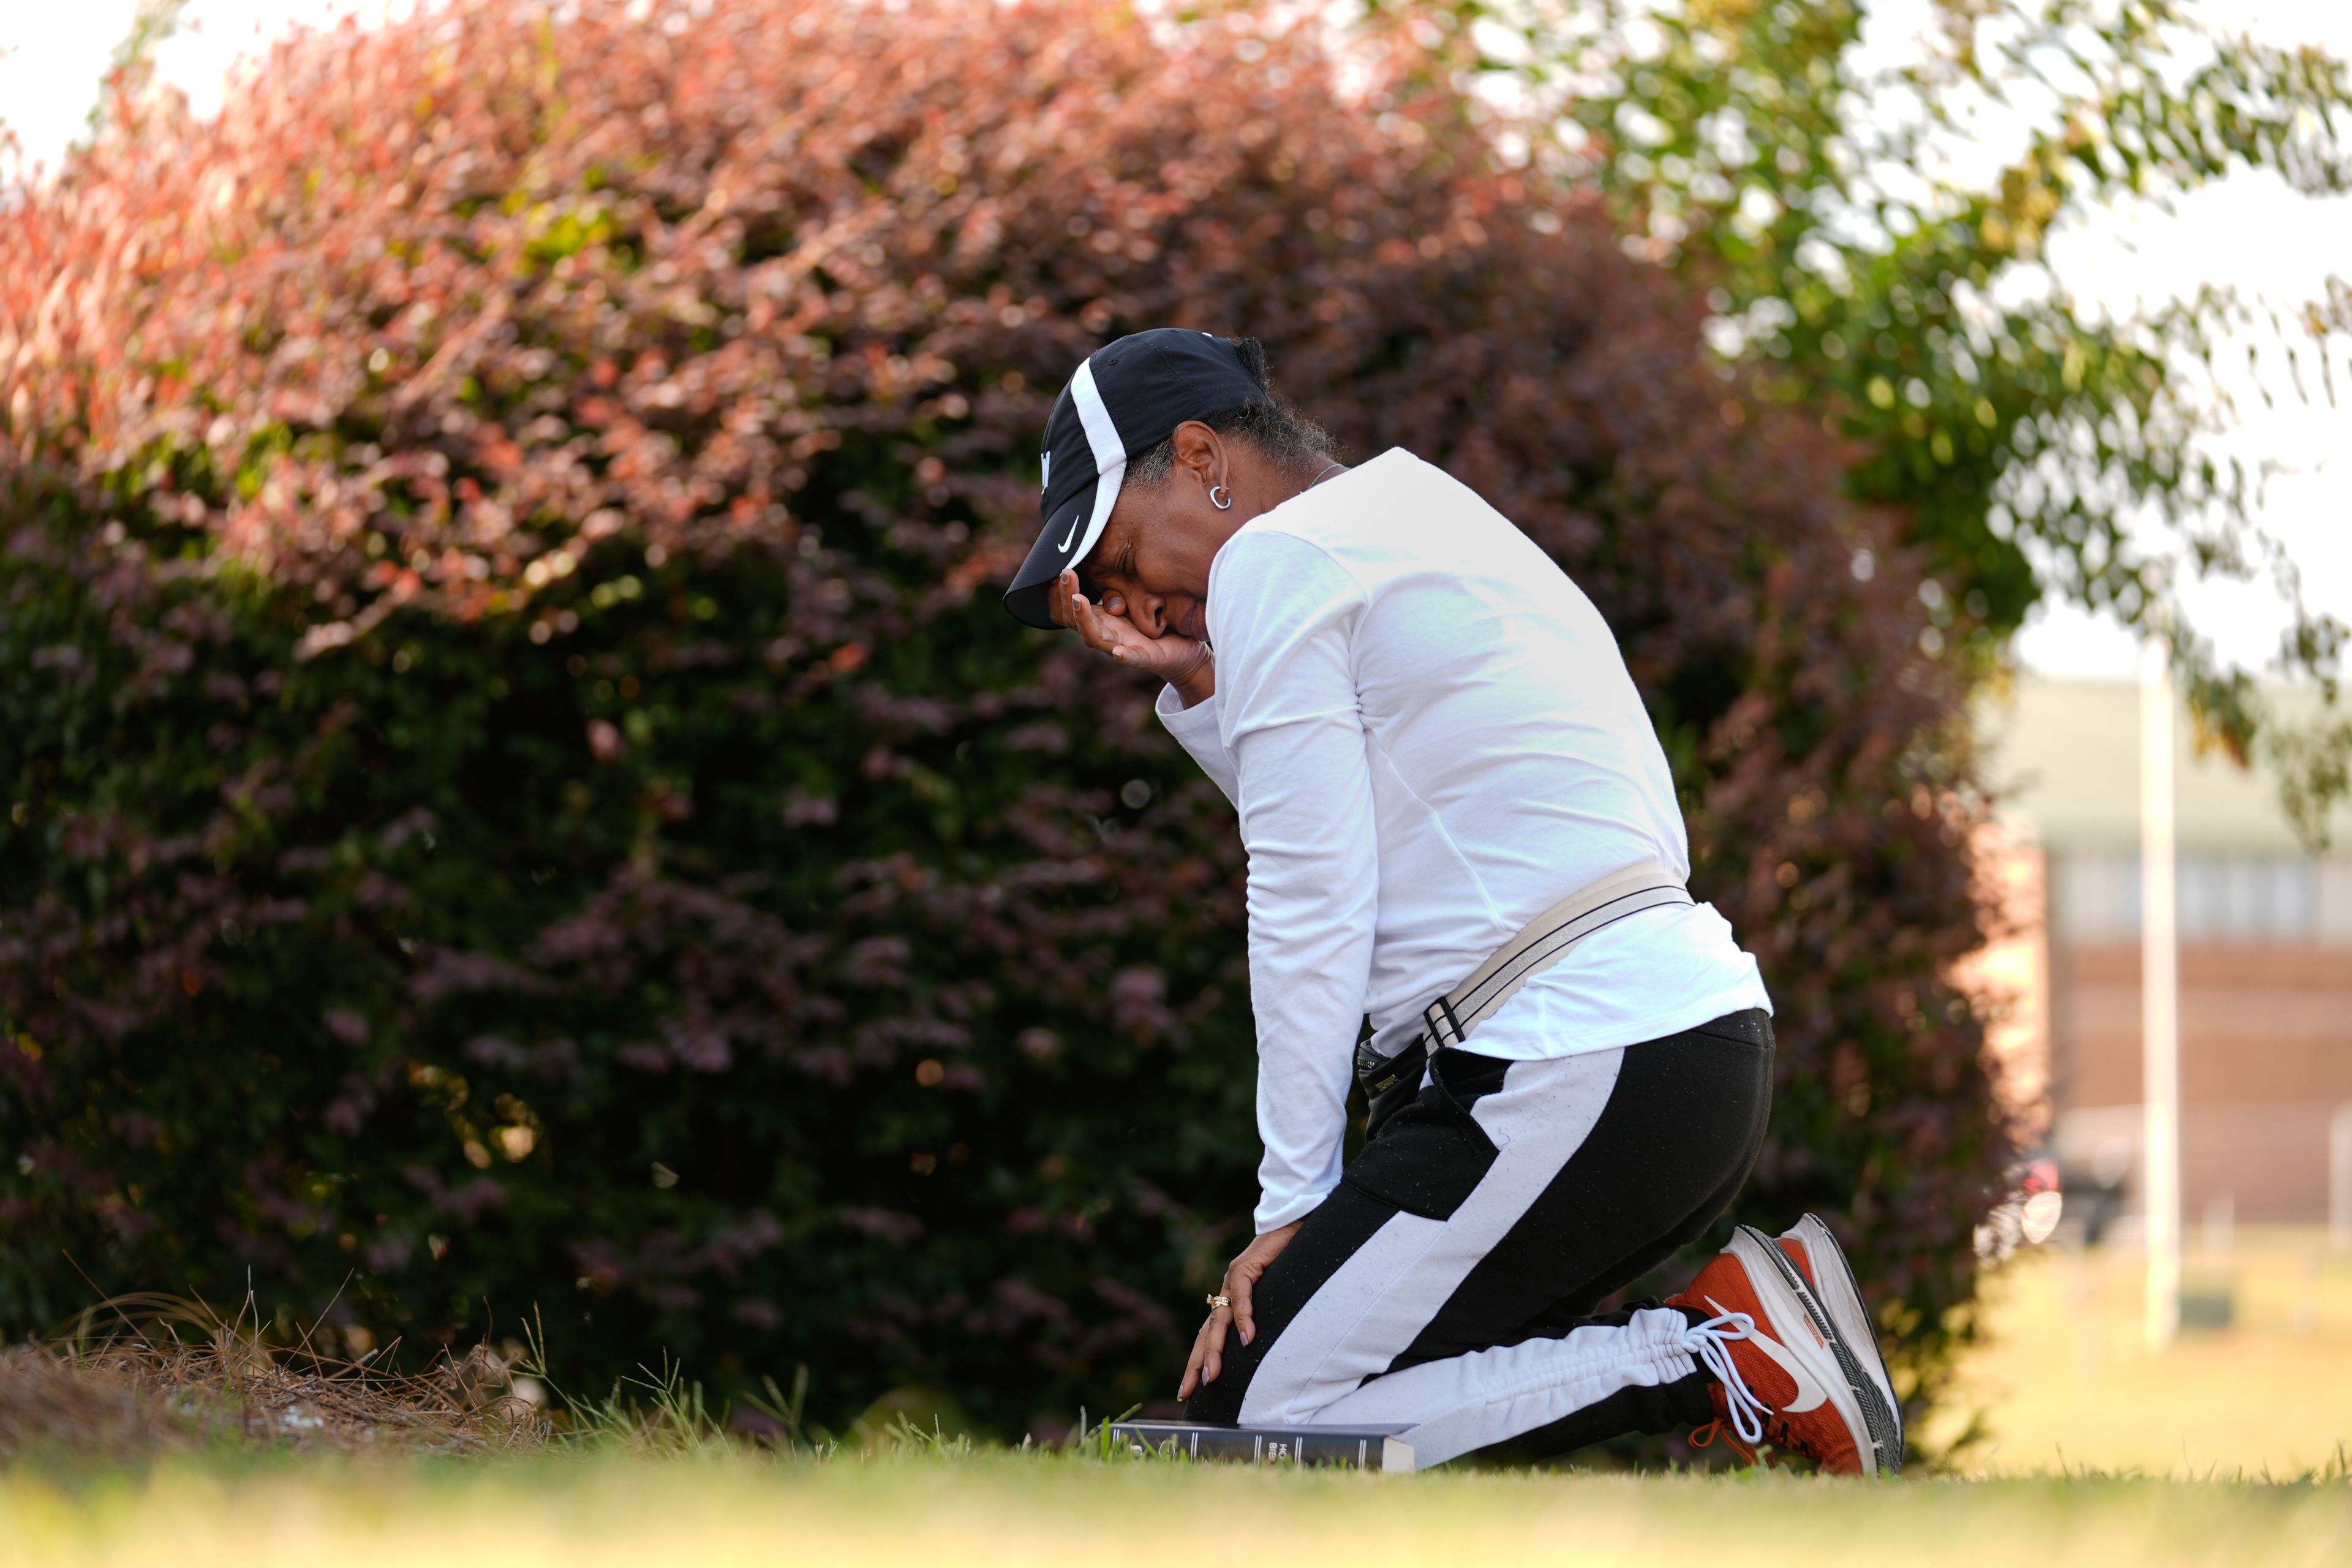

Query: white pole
2140;637;2181;1351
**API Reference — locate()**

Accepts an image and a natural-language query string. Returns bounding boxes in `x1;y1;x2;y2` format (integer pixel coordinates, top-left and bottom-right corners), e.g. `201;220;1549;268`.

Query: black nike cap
1001;329;1267;630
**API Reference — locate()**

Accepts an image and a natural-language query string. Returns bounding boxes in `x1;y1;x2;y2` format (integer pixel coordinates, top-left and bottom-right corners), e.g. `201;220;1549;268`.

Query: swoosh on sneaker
1704;1293;1830;1414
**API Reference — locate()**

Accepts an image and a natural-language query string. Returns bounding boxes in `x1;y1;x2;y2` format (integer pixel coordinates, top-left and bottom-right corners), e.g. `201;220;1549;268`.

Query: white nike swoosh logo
1056;516;1079;551
1706;1294;1830;1414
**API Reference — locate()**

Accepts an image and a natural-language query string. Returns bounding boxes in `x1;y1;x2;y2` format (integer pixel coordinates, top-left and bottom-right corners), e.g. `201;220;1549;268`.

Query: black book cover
1107;1420;1415;1471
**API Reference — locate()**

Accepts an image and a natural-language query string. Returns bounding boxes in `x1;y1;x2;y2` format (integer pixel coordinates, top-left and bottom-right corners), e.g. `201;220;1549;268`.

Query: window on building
2052;853;2324;944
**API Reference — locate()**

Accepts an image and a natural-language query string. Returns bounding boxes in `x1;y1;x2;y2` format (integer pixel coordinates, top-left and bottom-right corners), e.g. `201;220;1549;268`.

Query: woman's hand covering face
1047;568;1214;701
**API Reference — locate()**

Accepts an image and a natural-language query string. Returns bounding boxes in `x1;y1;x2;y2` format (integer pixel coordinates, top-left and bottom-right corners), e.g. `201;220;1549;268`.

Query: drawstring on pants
1681;1310;1771;1447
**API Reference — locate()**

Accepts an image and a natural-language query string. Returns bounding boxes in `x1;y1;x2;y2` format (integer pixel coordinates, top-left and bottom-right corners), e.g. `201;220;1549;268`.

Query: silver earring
1210;485;1233;510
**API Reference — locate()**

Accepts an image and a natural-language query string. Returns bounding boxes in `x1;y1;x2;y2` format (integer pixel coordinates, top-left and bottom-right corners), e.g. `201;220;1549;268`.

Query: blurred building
1979;676;2352;1229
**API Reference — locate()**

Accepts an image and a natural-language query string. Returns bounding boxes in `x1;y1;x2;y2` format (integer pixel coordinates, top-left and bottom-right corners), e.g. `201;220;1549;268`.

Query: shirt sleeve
1153;684;1240;806
1212;530;1379;1233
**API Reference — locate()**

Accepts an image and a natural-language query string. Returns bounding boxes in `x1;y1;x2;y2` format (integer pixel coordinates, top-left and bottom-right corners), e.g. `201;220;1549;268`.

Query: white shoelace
1681;1310;1773;1446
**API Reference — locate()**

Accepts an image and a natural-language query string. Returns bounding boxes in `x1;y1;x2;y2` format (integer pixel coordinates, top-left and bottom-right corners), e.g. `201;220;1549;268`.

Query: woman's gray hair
1127;337;1341;486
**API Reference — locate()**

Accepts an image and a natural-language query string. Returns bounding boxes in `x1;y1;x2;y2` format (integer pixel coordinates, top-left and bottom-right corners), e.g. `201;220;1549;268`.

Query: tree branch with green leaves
1400;0;2351;843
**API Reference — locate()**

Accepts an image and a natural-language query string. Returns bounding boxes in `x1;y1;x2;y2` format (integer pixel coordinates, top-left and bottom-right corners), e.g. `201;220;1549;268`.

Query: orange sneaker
1757;1215;1904;1472
1667;1226;1897;1476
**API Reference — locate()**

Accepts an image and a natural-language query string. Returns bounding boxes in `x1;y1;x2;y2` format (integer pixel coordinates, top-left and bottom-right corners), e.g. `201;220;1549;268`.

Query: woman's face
1077;421;1292;644
1081;483;1220;644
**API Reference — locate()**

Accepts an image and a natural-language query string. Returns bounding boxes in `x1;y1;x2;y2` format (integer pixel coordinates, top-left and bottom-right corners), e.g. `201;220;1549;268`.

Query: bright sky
1;0;2345;682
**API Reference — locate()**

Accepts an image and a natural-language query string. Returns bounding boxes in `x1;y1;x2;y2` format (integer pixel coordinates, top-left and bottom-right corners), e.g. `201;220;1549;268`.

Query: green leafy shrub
0;0;2009;1441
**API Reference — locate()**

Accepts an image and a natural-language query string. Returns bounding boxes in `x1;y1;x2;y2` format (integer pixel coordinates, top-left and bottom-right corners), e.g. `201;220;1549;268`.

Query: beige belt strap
1417;857;1692;1052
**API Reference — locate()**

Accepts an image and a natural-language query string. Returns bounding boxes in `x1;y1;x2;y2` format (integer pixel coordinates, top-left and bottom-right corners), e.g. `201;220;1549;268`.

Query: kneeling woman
1000;330;1902;1474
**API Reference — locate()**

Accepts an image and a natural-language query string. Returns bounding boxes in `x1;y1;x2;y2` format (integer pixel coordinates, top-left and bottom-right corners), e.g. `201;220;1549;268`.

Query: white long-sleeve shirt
1158;448;1771;1232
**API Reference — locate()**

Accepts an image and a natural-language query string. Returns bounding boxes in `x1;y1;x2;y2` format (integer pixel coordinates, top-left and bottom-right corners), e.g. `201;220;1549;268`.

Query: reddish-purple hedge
0;0;2010;1443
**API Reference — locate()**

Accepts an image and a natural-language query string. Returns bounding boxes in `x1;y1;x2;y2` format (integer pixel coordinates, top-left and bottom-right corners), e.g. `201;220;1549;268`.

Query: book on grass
1107;1420;1415;1471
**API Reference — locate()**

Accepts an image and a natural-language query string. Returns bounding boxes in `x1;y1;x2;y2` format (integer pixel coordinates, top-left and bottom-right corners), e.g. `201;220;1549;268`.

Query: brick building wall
1981;677;2352;1229
2050;940;2352;1221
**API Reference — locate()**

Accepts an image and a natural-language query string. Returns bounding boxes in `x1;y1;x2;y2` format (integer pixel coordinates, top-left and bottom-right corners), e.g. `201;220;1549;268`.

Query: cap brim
1003;483;1106;630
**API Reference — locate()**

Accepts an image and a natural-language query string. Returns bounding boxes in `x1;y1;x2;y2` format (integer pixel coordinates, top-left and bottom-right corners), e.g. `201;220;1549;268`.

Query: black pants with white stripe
1185;1009;1773;1467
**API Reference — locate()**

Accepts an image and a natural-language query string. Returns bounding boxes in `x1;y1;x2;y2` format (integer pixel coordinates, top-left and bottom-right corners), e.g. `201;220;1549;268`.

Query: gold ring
1205;1294;1231;1309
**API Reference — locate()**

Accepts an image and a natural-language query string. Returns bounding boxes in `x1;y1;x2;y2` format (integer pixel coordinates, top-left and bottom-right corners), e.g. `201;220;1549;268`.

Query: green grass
9;1244;2351;1566
4;1333;2347;1567
3;1449;2349;1567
